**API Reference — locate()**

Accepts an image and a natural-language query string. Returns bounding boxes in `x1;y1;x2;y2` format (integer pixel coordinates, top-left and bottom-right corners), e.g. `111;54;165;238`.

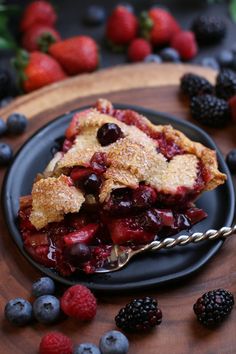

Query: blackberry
192;15;226;45
115;297;162;332
193;289;234;327
190;94;230;127
215;69;236;100
180;73;213;98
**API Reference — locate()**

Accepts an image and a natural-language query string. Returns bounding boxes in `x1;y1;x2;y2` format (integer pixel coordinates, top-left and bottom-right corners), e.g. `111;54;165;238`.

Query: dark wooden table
0;63;235;354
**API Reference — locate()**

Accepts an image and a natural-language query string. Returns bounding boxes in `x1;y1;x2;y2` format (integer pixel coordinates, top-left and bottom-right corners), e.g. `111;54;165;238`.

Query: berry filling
19;186;207;275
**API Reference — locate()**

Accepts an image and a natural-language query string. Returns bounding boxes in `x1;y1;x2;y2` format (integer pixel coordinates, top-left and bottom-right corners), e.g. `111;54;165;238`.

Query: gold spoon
94;225;236;273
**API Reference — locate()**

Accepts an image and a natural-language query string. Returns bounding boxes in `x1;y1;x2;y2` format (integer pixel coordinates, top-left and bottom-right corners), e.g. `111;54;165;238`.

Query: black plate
2;105;235;292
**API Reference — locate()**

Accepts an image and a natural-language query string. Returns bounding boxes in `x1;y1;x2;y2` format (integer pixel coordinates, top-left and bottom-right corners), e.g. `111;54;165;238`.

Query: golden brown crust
29;175;85;229
27;98;226;229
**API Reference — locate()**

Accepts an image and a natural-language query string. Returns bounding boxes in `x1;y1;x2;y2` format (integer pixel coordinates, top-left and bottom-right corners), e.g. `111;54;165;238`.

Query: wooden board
0;63;235;354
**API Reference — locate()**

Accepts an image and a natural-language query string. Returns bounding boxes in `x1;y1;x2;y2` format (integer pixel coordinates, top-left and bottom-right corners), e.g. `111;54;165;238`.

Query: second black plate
2;105;235;292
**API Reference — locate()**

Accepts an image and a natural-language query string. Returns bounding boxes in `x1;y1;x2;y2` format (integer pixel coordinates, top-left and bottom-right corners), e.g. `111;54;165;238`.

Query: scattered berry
14;50;67;93
0;96;13;108
117;2;134;13
4;298;33;326
193;289;234;327
192;15;226;45
226;149;236;174
22;24;61;52
180;73;213;98
39;332;73;354
60;285;97;321
215;69;236;100
7;113;28;135
200;57;220;71
106;5;138;46
159;47;180;62
99;330;129;354
20;0;57;32
0;143;13;166
115;296;162;332
83;5;106;26
190;94;230;128
33;295;60;324
74;343;101;354
140;8;180;46
49;36;99;75
0;69;11;99
144;54;162;63
0;118;7;136
32;277;55;297
217;50;234;69
128;38;152;62
171;31;198;61
97;123;123;146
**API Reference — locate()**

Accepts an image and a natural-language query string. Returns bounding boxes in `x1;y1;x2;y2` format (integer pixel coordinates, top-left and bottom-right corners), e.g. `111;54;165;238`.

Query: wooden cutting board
0;63;235;354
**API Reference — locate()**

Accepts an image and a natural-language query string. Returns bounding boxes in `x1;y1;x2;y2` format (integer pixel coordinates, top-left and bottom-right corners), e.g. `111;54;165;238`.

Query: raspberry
39;332;73;354
128;38;152;62
171;31;198;61
60;285;97;320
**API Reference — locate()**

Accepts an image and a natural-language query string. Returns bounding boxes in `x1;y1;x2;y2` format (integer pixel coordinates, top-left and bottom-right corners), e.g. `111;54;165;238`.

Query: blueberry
159;48;181;63
0;96;13;108
217;50;234;68
97;123;123;146
117;3;134;13
7;113;28;135
83;5;106;26
33;295;60;324
99;330;129;354
0;143;13;166
32;277;55;297
231;43;236;54
226;149;236;174
144;54;162;63
200;57;220;71
4;298;33;326
0;118;7;136
67;243;91;266
74;343;101;354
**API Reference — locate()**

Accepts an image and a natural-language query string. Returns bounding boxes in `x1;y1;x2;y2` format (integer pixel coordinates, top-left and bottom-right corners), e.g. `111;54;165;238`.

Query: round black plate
2;105;235;292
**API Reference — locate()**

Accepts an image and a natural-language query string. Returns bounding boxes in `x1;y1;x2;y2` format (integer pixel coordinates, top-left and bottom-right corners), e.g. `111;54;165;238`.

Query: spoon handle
149;225;236;252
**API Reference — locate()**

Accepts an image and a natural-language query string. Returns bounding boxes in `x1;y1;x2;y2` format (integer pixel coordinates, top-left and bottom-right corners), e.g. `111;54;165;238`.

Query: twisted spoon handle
148;225;236;252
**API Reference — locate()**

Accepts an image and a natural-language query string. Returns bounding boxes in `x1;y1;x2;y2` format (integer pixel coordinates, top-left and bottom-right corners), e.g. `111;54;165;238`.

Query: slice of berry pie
18;99;226;275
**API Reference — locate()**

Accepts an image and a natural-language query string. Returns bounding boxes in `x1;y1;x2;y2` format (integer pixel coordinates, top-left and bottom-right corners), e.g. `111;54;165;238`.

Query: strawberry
128;38;152;62
21;24;61;52
49;36;99;75
63;224;99;246
171;31;198;60
140;8;181;46
20;0;57;32
14;50;67;93
106;5;138;48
